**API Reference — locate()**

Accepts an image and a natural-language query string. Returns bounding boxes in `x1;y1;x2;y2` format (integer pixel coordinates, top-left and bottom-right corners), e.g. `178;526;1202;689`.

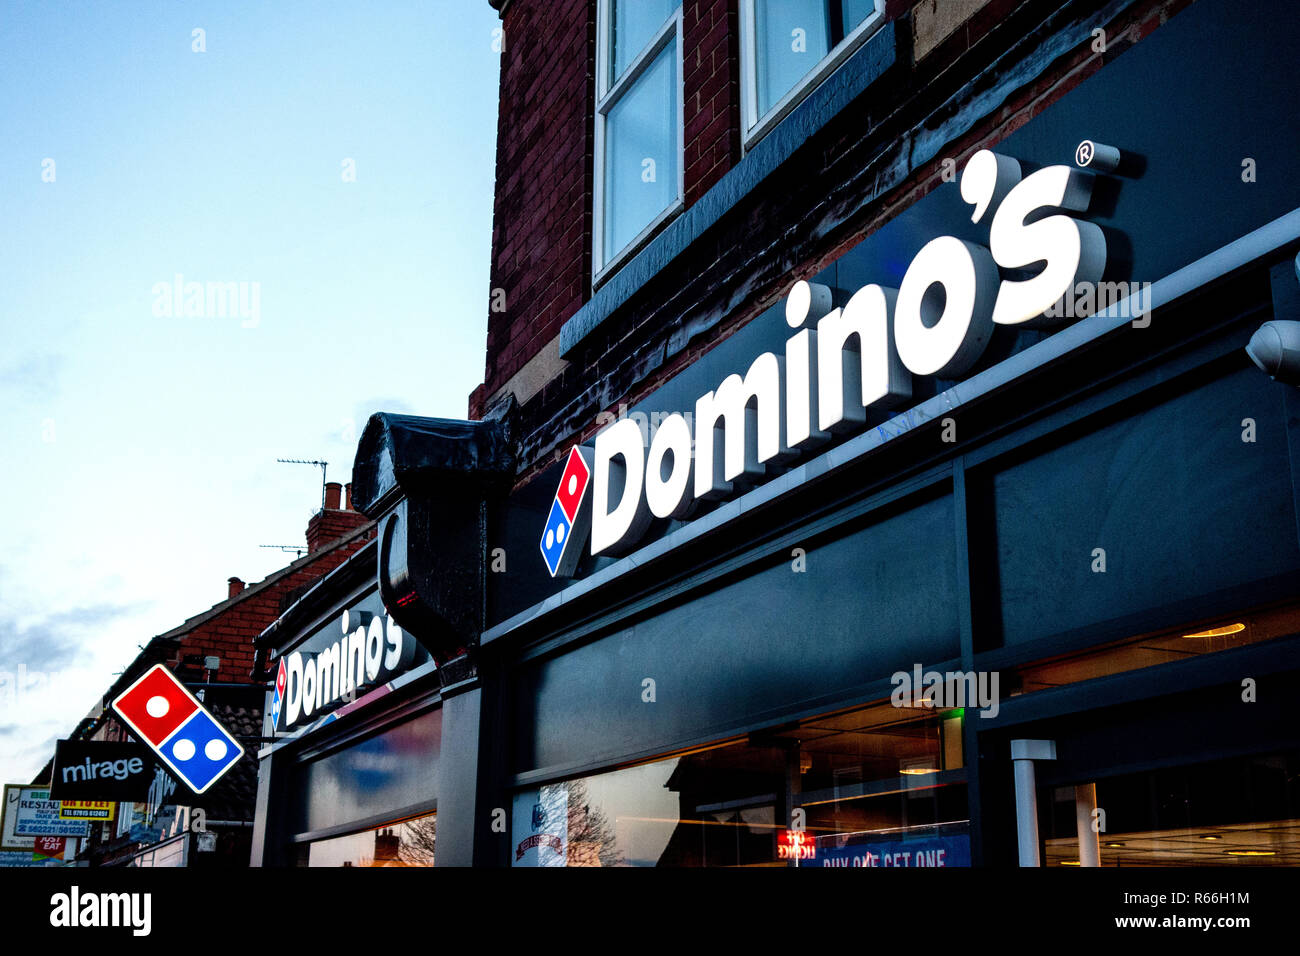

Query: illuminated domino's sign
276;607;416;730
544;147;1111;574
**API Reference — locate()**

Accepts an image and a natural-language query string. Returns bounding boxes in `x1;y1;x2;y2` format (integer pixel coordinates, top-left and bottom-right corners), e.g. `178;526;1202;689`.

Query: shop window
290;706;441;837
975;364;1300;648
1042;751;1300;866
594;0;684;281
1006;601;1300;698
511;699;969;867
296;812;437;867
739;0;885;148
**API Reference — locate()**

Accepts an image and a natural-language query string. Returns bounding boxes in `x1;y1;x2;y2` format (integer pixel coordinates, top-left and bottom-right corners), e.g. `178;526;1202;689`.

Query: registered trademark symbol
1075;140;1095;167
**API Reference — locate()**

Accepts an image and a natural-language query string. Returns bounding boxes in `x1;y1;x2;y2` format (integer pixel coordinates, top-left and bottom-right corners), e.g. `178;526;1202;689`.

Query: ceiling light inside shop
1180;622;1246;639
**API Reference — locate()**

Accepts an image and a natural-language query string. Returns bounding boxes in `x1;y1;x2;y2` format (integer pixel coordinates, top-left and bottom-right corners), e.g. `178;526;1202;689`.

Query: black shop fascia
248;537;445;867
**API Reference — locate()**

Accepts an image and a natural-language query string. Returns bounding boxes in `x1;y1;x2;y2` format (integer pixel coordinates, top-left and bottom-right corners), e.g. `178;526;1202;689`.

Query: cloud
0;353;63;404
0;601;148;674
0;727;61;786
0;597;150;785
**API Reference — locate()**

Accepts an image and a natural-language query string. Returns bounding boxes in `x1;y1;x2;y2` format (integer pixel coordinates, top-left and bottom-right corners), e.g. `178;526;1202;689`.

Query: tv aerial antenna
277;458;329;509
259;544;308;559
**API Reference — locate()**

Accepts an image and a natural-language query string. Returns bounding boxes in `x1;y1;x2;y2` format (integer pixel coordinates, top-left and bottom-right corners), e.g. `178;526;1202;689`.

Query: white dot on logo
204;739;228;761
146;696;169;718
172;738;196;761
568;475;578;496
545;529;554;549
556;523;566;544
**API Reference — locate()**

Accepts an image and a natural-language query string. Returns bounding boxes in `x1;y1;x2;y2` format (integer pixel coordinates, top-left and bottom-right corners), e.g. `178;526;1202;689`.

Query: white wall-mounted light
1246;320;1300;385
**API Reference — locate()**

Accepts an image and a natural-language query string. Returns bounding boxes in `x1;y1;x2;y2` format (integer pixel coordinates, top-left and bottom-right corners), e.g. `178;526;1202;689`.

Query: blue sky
0;1;501;785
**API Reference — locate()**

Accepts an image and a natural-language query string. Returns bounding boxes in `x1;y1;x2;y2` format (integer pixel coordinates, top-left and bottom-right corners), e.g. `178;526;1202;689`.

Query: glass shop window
511;698;969;867
1042;751;1300;867
295;811;437;867
1005;600;1300;699
594;0;684;280
741;0;886;146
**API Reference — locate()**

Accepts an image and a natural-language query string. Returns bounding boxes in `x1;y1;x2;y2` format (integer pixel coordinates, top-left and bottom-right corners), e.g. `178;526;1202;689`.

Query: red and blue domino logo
112;664;244;794
271;658;287;730
540;446;594;578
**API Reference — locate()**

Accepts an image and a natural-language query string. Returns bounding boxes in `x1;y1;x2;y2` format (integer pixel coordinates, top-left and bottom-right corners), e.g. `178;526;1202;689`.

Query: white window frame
739;0;887;152
593;0;685;286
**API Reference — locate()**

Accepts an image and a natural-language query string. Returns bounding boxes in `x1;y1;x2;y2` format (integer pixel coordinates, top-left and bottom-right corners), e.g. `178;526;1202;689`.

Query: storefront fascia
250;540;445;866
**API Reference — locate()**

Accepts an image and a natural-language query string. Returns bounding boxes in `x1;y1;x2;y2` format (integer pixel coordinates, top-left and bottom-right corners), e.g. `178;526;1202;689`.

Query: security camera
1246;320;1300;385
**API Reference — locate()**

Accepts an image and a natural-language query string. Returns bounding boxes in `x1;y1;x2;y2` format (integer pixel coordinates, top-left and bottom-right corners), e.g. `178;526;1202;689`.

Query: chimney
305;479;370;553
345;482;354;511
228;577;245;599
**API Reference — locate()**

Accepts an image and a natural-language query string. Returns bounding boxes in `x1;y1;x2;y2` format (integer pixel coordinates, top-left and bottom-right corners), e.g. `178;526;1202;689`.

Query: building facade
254;0;1300;867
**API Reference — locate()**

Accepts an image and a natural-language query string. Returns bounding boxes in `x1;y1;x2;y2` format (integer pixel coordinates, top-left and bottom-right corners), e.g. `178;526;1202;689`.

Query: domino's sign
274;605;419;731
542;147;1116;575
539;447;593;578
112;665;243;795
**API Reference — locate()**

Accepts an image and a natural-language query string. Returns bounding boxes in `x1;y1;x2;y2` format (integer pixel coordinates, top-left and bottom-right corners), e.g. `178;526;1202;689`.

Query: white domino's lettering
279;609;414;729
552;148;1109;565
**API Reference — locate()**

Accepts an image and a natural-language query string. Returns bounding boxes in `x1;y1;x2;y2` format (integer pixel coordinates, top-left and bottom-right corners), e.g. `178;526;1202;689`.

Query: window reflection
298;812;436;867
513;701;970;866
1043;752;1300;866
1008;601;1300;696
752;0;877;121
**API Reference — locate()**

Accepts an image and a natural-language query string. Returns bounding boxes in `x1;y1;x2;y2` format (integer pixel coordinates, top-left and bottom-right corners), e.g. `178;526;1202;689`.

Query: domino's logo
271;658;286;730
540;446;593;578
111;664;244;794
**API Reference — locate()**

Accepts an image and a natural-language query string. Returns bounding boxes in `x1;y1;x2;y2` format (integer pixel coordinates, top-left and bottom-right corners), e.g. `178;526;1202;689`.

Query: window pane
291;707;441;835
980;365;1299;647
512;701;970;867
297;812;437;867
610;0;680;85
755;0;830;117
603;41;678;266
840;0;877;36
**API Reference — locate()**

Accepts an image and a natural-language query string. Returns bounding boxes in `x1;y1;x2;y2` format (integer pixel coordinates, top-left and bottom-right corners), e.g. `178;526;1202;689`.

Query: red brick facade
477;0;1195;485
161;527;373;683
480;0;595;403
683;0;740;207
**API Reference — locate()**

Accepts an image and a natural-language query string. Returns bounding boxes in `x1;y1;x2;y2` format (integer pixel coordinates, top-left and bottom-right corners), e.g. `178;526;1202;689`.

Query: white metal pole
1075;782;1100;867
1013;756;1040;866
1010;739;1056;867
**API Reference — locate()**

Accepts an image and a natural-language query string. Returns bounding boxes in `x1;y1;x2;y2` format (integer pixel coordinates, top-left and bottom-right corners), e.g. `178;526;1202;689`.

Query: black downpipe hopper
351;403;516;684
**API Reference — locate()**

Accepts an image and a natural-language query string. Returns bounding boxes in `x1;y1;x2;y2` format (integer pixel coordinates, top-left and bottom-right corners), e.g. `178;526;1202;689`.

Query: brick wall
481;0;595;408
481;0;1195;490
168;527;375;682
683;0;740;207
475;0;744;416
